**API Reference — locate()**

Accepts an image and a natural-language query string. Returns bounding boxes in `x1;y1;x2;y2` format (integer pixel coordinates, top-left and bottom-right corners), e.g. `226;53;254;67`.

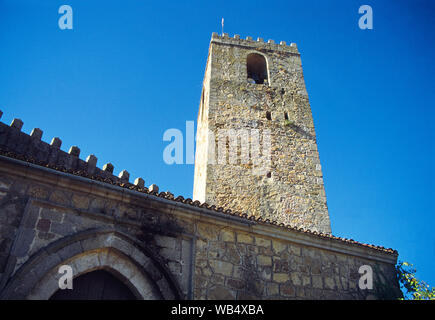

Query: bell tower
193;33;331;234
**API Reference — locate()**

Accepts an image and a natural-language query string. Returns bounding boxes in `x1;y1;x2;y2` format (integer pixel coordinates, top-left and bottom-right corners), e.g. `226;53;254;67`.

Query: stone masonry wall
0;149;400;299
0;160;193;299
193;33;331;234
193;221;400;300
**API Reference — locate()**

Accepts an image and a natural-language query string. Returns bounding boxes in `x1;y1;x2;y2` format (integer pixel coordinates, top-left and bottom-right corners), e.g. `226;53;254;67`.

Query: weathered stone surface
197;223;219;241
208;285;235;300
280;284;296;297
220;229;235;242
72;193;90;210
272;240;287;254
193;34;331;234
36;219;51;232
49;190;71;206
312;275;323;289
28;185;51;200
255;237;271;247
274;273;290;283
257;255;272;266
237;233;253;244
209;259;233;276
0;161;401;301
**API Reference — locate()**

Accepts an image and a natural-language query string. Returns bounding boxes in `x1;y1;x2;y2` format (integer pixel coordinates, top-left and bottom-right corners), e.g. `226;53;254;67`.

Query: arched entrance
0;229;182;300
50;270;137;300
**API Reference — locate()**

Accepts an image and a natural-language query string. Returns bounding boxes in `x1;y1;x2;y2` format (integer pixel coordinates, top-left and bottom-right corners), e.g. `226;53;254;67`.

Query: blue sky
0;0;433;290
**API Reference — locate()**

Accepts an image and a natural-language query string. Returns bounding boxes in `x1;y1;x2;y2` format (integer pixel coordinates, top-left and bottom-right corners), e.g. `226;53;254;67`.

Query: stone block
134;177;145;188
30;128;43;140
103;163;114;173
49;190;72;206
209;259;233;276
220;229;235;242
237;233;253;244
208;285;235;300
255;237;271;247
291;272;301;286
118;170;130;181
68;146;80;157
226;278;245;290
10;119;23;130
197;224;219;241
312;275;323;289
257;255;272;266
272;240;287;254
267;282;279;296
50;137;62;149
72;193;90;210
280;284;295;297
273;273;289;283
36;219;51;232
50;221;72;236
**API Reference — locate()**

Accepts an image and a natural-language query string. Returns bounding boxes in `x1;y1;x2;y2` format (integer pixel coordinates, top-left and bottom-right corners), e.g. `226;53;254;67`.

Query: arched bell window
247;53;268;85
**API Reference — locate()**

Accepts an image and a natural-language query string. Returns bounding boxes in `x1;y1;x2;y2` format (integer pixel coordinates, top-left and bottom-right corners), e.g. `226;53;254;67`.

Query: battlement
0;110;156;192
211;32;299;54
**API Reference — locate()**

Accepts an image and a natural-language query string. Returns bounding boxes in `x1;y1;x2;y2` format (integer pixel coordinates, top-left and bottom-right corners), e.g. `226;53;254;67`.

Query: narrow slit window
247;53;268;85
284;112;288;120
266;111;271;120
199;89;205;121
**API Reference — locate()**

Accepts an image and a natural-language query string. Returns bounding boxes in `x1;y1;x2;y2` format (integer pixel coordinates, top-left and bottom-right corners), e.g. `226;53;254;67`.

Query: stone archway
28;247;160;299
0;229;182;300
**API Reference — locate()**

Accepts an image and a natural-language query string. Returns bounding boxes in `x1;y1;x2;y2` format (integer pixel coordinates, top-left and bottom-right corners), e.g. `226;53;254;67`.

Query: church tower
193;33;331;234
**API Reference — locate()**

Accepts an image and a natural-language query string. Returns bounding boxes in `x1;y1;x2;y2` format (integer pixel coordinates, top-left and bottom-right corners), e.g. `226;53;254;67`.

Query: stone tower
193;33;331;234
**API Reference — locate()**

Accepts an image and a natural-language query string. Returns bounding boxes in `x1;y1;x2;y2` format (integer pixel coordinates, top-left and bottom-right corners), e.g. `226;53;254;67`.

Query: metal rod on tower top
221;18;224;35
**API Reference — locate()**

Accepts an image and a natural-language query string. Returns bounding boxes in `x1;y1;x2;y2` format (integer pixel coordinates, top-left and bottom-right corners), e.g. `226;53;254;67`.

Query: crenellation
50;137;62;149
0;116;165;192
10;118;23;130
30;128;43;140
86;154;97;167
149;184;159;193
103;163;114;173
68;146;80;157
134;177;145;188
118;170;130;182
85;154;97;174
210;33;298;55
0;117;128;185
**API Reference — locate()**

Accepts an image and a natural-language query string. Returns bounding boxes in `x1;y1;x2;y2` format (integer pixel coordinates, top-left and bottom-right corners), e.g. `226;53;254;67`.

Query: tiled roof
0;113;397;255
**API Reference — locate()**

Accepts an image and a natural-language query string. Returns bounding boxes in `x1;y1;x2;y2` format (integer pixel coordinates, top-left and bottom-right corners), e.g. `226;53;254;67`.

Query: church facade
0;33;401;300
